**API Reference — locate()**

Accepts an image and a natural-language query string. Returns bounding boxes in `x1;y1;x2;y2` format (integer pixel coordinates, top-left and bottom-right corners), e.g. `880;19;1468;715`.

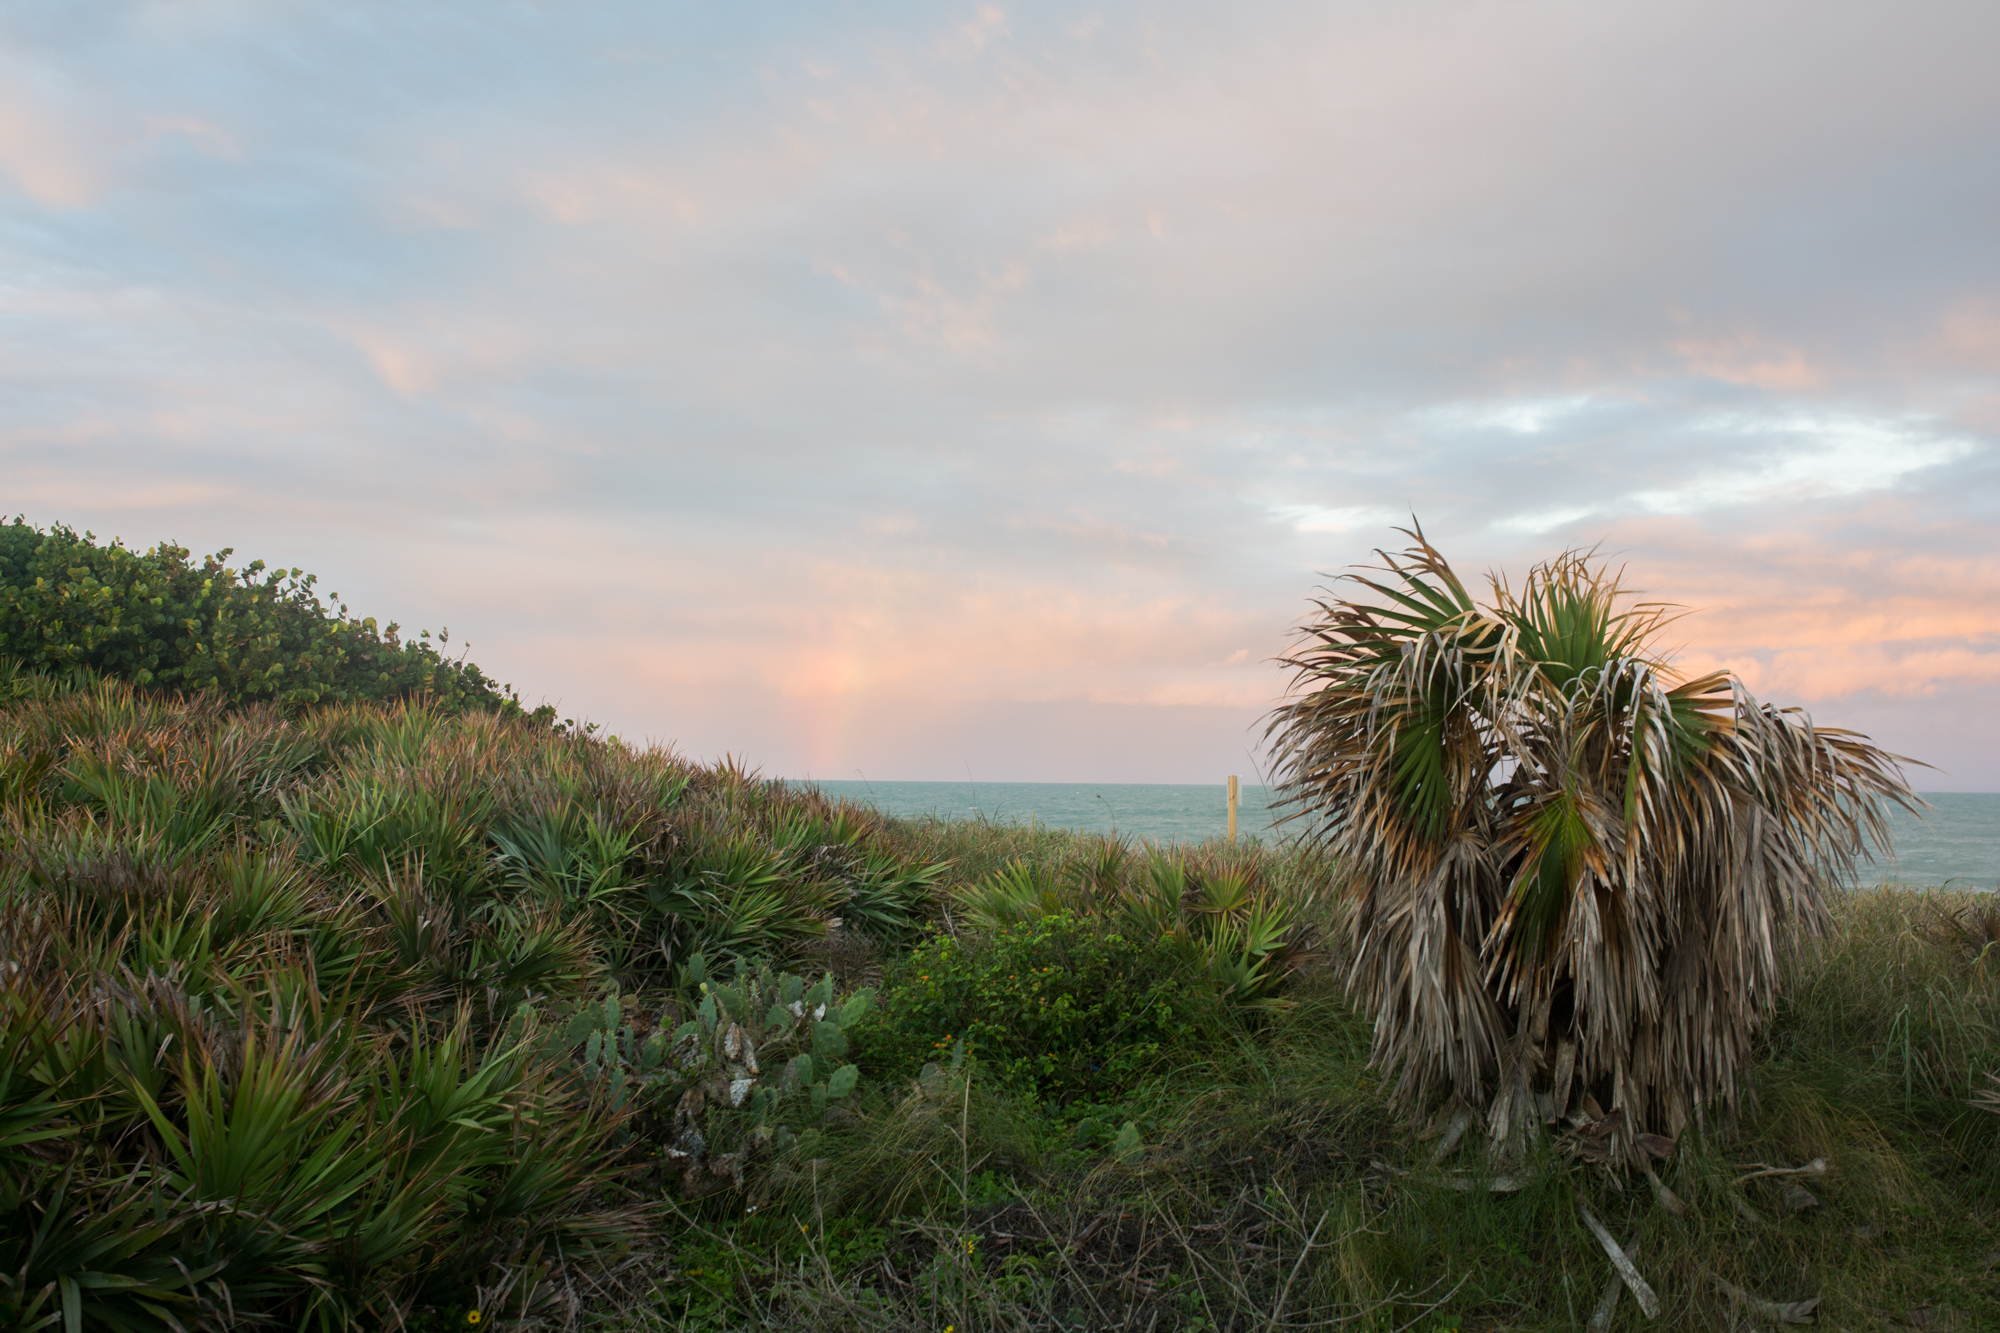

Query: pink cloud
1669;332;1821;391
0;94;100;207
1601;514;2000;705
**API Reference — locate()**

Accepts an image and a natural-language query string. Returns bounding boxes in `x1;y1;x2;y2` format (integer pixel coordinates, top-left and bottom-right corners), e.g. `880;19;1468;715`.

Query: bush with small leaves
0;518;538;716
856;911;1191;1103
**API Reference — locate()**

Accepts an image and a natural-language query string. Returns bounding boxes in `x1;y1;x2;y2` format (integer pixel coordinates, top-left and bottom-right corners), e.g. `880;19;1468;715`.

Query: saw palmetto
1265;526;1916;1165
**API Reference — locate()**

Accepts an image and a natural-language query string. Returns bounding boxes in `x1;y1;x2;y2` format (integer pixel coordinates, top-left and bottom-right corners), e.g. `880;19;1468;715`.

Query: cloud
1670;334;1821;391
1495;409;1981;532
0;54;105;209
1632;413;1976;511
1267;504;1403;535
0;0;1995;785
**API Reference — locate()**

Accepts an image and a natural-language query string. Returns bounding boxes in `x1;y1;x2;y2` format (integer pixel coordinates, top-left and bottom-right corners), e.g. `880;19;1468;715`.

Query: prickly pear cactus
563;986;680;1113
660;953;871;1195
549;955;872;1195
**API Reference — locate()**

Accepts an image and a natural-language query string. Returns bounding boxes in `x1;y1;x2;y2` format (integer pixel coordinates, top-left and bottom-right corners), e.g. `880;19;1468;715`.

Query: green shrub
856;912;1191;1102
959;847;1322;1017
0;518;535;715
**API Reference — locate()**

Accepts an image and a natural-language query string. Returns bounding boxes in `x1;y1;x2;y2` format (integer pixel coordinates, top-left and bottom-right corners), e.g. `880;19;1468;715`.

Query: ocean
797;780;2000;890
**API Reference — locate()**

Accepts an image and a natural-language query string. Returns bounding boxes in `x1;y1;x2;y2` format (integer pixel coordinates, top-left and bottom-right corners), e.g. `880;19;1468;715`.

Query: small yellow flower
465;1313;482;1327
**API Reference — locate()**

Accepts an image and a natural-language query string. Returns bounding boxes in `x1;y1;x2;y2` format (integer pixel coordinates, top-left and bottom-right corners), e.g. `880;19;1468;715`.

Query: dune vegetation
2;668;1995;1331
1;520;1995;1330
0;519;539;719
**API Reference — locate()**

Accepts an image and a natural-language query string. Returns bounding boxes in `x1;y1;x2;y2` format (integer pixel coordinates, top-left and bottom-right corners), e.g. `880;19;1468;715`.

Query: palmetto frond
1266;525;1917;1164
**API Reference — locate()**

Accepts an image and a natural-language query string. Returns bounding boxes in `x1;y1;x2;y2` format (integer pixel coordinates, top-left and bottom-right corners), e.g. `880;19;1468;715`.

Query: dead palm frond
1264;525;1918;1165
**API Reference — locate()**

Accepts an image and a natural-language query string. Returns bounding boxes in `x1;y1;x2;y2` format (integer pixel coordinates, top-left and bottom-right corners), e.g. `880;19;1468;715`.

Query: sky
3;0;1997;788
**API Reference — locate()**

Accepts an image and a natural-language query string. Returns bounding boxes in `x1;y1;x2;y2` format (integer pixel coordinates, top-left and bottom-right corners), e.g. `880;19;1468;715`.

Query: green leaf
825;1063;859;1098
839;989;874;1027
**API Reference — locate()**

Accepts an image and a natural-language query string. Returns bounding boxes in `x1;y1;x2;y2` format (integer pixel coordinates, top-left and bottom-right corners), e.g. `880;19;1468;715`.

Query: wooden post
1228;775;1239;843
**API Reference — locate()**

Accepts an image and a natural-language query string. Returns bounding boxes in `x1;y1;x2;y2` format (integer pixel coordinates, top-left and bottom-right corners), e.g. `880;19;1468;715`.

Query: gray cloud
2;0;1996;783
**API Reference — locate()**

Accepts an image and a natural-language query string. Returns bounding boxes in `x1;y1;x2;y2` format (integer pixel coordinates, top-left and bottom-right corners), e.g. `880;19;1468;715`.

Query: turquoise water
797;781;2000;889
802;780;1284;846
1865;793;2000;890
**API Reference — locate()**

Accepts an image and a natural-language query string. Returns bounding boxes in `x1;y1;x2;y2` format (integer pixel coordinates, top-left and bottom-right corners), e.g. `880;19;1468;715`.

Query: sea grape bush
0;518;537;715
958;846;1320;1016
857;911;1189;1102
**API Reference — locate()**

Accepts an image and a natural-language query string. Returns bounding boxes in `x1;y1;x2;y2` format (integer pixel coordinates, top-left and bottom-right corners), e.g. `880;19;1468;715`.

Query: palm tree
1264;526;1915;1167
